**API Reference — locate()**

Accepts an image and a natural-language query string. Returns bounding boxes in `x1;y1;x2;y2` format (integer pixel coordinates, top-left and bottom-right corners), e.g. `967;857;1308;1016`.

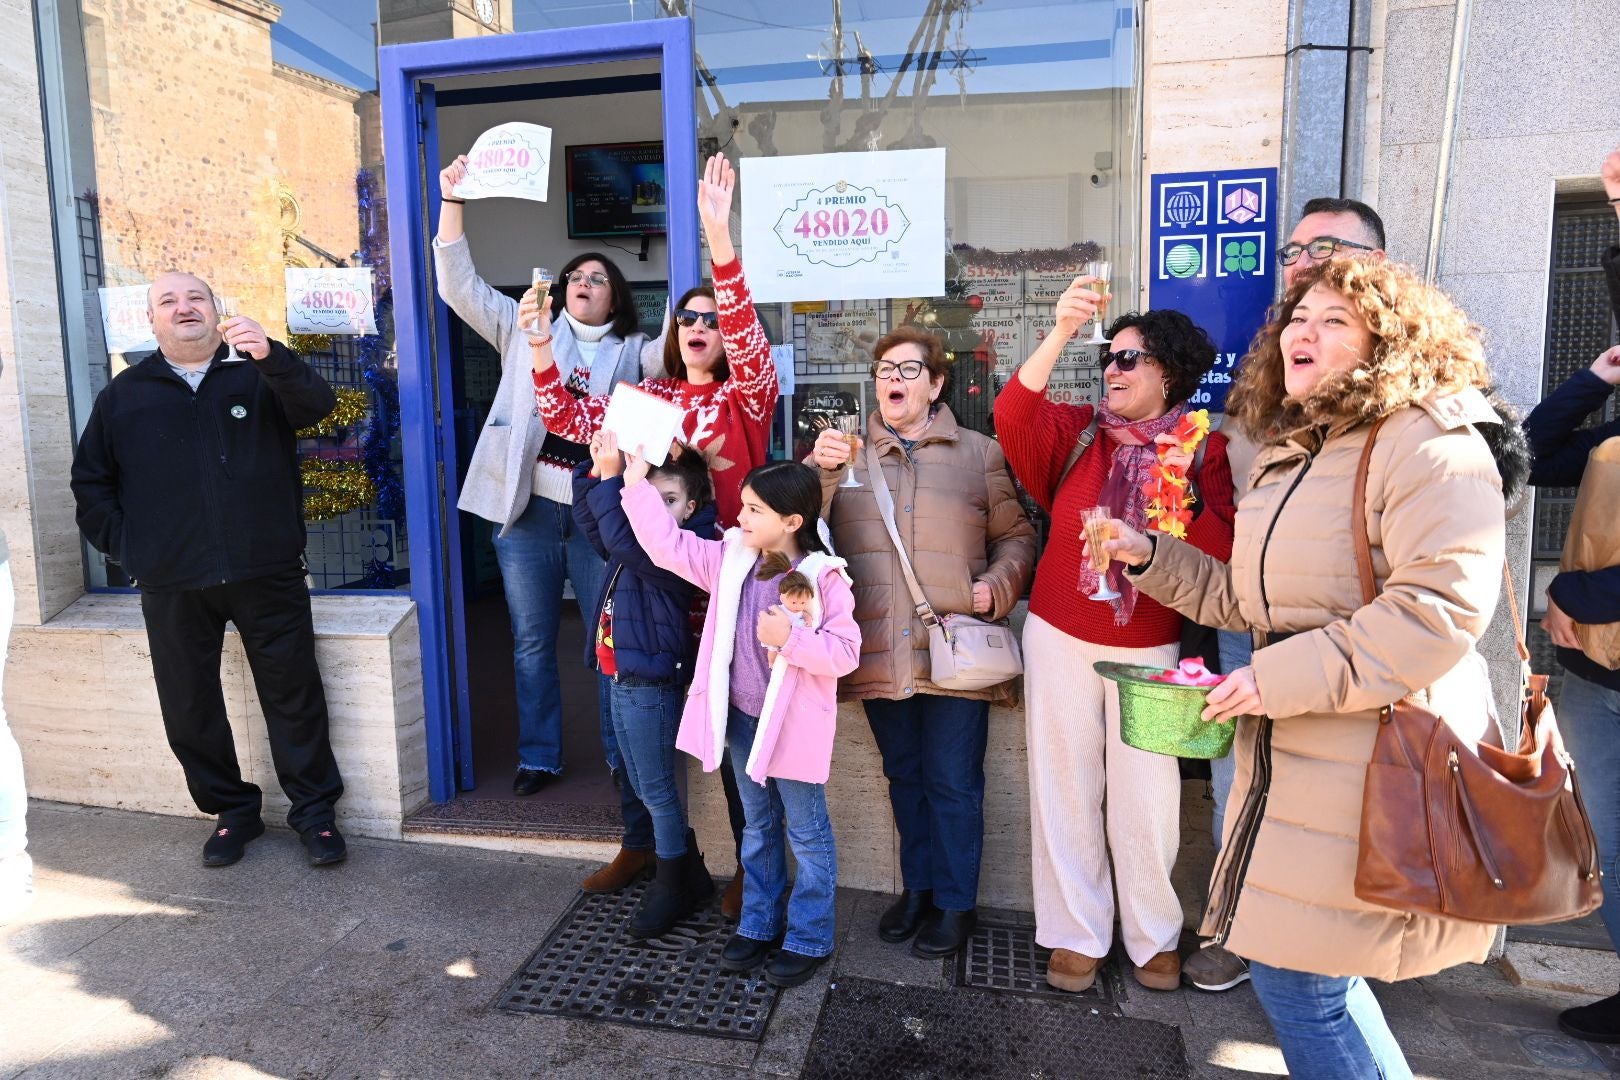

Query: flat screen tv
566;141;666;238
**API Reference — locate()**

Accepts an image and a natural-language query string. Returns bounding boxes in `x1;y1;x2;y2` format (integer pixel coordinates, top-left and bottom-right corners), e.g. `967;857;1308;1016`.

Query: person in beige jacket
1097;257;1528;1080
809;325;1035;959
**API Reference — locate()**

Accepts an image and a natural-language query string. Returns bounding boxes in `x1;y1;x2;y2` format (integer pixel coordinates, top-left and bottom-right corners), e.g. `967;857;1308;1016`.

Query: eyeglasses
1101;349;1153;372
673;308;719;330
565;270;611;288
1277;237;1375;266
871;360;927;381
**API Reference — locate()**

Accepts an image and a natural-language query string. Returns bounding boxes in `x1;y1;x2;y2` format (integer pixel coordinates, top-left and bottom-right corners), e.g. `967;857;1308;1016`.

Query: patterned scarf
1078;401;1188;625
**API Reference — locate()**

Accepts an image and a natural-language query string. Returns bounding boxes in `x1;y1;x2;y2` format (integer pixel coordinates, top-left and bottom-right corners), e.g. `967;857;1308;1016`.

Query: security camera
1089;172;1110;189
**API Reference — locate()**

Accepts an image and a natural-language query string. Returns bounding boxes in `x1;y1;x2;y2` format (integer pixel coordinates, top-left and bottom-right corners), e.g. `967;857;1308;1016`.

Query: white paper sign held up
285;268;377;335
603;382;685;466
98;285;158;354
454;123;553;203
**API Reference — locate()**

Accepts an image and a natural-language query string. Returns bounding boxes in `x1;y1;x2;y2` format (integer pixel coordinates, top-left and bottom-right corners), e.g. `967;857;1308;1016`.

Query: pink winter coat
621;480;861;784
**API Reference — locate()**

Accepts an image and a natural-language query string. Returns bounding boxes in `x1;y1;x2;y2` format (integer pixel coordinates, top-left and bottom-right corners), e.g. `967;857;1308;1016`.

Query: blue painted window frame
380;18;700;802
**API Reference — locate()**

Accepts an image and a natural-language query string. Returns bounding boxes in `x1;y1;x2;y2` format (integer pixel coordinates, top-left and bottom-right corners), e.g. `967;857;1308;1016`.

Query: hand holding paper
453;123;554;203
602;383;685;466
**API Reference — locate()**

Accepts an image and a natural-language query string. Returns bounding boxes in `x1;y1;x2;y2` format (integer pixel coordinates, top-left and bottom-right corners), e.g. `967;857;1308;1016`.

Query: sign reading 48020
742;148;945;304
773;181;911;268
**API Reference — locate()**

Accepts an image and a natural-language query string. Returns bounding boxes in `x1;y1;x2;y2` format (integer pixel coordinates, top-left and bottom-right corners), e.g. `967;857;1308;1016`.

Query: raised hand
1591;344;1620;387
440;155;469;200
1053;276;1105;339
590;429;624;479
698;154;737;264
1603;145;1620;192
623;449;651;488
222;312;271;361
811;427;853;472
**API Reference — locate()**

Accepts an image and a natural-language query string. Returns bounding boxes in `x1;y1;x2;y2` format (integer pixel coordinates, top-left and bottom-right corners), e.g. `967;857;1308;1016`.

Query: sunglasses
1277;237;1375;266
1101;349;1153;372
566;270;611;288
871;360;927;381
674;308;719;330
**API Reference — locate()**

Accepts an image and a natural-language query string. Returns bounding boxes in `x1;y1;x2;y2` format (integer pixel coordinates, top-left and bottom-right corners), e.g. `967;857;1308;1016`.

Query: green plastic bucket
1093;661;1236;760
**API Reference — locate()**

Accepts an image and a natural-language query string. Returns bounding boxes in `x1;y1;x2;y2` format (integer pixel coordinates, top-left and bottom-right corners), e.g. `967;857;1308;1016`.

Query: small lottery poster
285;268;377;336
98;284;158;354
453;122;553;203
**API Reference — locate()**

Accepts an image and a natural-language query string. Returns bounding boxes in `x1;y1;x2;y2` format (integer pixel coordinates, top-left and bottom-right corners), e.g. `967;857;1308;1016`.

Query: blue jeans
1211;629;1252;846
864;694;989;911
491;496;606;773
1249;961;1412;1080
1555;672;1620;954
726;705;838;957
598;672;655;850
610;675;686;858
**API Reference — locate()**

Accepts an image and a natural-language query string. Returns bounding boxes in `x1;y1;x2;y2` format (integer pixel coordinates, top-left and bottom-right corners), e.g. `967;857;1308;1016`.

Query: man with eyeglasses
1185;196;1387;995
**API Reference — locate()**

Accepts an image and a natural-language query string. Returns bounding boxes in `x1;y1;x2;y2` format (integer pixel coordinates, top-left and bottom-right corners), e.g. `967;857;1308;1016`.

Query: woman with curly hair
995;281;1235;995
1097;258;1528;1078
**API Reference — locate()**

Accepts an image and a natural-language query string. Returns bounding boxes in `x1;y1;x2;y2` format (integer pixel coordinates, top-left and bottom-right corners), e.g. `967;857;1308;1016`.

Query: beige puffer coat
1134;388;1507;980
815;406;1036;705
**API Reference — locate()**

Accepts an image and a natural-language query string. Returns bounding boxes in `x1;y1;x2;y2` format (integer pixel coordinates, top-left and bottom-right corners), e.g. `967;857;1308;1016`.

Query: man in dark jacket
1527;144;1620;1044
70;272;346;868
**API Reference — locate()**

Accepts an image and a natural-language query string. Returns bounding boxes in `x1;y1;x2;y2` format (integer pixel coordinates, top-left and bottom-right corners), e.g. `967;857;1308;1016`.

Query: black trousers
140;569;344;833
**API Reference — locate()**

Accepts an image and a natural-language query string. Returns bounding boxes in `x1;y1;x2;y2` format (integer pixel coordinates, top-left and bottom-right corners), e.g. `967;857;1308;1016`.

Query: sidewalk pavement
3;801;1618;1079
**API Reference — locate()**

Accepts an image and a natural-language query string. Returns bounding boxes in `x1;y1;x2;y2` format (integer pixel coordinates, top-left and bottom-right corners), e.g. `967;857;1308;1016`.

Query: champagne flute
216;295;239;361
836;414;864;489
1080;506;1120;601
1084;259;1112;346
527;268;553;337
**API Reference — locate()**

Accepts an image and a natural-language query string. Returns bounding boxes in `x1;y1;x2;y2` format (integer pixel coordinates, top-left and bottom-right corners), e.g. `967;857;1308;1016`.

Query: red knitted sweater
994;377;1236;648
533;257;777;528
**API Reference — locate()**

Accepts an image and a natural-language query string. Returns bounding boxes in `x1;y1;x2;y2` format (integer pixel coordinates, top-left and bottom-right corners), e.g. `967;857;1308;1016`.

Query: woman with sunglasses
808;325;1035;959
530;154;778;529
529;153;775;919
433;155;665;871
994;278;1235;995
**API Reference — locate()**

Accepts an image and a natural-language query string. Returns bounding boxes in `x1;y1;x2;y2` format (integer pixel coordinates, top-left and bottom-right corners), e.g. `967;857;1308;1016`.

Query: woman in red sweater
528;154;777;529
994;277;1234;997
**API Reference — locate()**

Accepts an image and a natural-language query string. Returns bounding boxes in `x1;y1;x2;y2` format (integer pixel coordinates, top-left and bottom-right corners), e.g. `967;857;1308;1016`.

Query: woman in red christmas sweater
528;154;777;529
994;276;1234;997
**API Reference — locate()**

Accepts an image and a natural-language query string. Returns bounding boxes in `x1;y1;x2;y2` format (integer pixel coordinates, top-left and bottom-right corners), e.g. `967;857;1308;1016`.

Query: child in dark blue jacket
574;432;719;937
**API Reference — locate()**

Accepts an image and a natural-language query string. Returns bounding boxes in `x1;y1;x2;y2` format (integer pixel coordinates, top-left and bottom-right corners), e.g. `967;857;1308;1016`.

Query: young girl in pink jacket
621;456;860;989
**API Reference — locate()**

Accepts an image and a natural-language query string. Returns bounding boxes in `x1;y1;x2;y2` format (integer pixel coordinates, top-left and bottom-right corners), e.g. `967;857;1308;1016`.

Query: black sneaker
202;819;265;867
513;768;555;797
300;824;348;866
1559;992;1620;1043
720;931;778;972
764;948;828;989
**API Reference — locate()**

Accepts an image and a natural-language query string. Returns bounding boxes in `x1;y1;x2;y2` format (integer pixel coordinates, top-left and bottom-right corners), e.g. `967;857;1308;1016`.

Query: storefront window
688;0;1140;458
43;0;406;592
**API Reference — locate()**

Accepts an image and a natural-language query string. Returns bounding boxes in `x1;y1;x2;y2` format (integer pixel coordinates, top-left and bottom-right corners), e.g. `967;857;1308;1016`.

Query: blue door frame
379;19;701;803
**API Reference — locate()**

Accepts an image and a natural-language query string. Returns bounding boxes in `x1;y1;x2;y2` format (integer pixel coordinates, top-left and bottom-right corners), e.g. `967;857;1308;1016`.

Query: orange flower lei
1142;409;1210;539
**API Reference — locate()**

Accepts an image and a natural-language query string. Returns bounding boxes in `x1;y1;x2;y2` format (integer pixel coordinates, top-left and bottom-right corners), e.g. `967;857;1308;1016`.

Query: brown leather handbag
1349;417;1604;925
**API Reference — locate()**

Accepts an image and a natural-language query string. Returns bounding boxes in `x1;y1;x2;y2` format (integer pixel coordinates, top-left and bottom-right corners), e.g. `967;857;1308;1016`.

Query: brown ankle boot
720;867;745;919
581;847;655;894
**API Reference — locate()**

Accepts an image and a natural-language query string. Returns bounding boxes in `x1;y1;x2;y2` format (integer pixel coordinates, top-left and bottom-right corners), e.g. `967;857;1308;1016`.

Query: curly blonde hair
1226;259;1492;445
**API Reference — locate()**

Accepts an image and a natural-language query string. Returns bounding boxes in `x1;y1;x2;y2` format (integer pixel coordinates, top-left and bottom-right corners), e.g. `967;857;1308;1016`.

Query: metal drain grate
495;880;778;1040
803;977;1191;1080
955;920;1125;1008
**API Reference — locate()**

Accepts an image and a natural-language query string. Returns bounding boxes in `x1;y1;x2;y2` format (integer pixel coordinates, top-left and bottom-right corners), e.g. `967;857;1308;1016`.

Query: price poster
1025;311;1099;366
741;148;946;303
453;122;553;203
98;284;158;354
959;267;1023;307
805;308;881;365
285;268;377;335
972;310;1024;371
1023;268;1086;303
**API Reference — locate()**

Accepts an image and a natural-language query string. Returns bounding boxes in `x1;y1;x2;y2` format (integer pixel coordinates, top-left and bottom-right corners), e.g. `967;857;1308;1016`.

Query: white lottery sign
285;268;377;335
98;285;158;354
453;123;553;203
741;149;945;303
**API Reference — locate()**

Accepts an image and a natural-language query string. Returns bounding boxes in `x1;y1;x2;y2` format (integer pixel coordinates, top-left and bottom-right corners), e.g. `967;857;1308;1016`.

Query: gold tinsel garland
302;458;375;522
298;387;369;438
287;332;334;355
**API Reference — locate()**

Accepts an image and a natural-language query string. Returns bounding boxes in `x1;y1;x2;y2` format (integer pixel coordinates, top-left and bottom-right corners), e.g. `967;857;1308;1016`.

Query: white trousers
1024;613;1183;966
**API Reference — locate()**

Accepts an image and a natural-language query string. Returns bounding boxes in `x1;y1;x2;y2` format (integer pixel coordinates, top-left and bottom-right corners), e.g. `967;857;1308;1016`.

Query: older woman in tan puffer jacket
1098;258;1527;1080
809;325;1035;960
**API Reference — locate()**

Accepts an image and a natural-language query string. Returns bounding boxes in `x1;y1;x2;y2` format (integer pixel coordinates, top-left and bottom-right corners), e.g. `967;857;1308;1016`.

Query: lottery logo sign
286;268;377;335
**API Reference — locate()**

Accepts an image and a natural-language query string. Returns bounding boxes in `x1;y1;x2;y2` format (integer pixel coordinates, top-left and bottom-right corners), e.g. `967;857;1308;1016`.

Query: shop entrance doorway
379;22;700;823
